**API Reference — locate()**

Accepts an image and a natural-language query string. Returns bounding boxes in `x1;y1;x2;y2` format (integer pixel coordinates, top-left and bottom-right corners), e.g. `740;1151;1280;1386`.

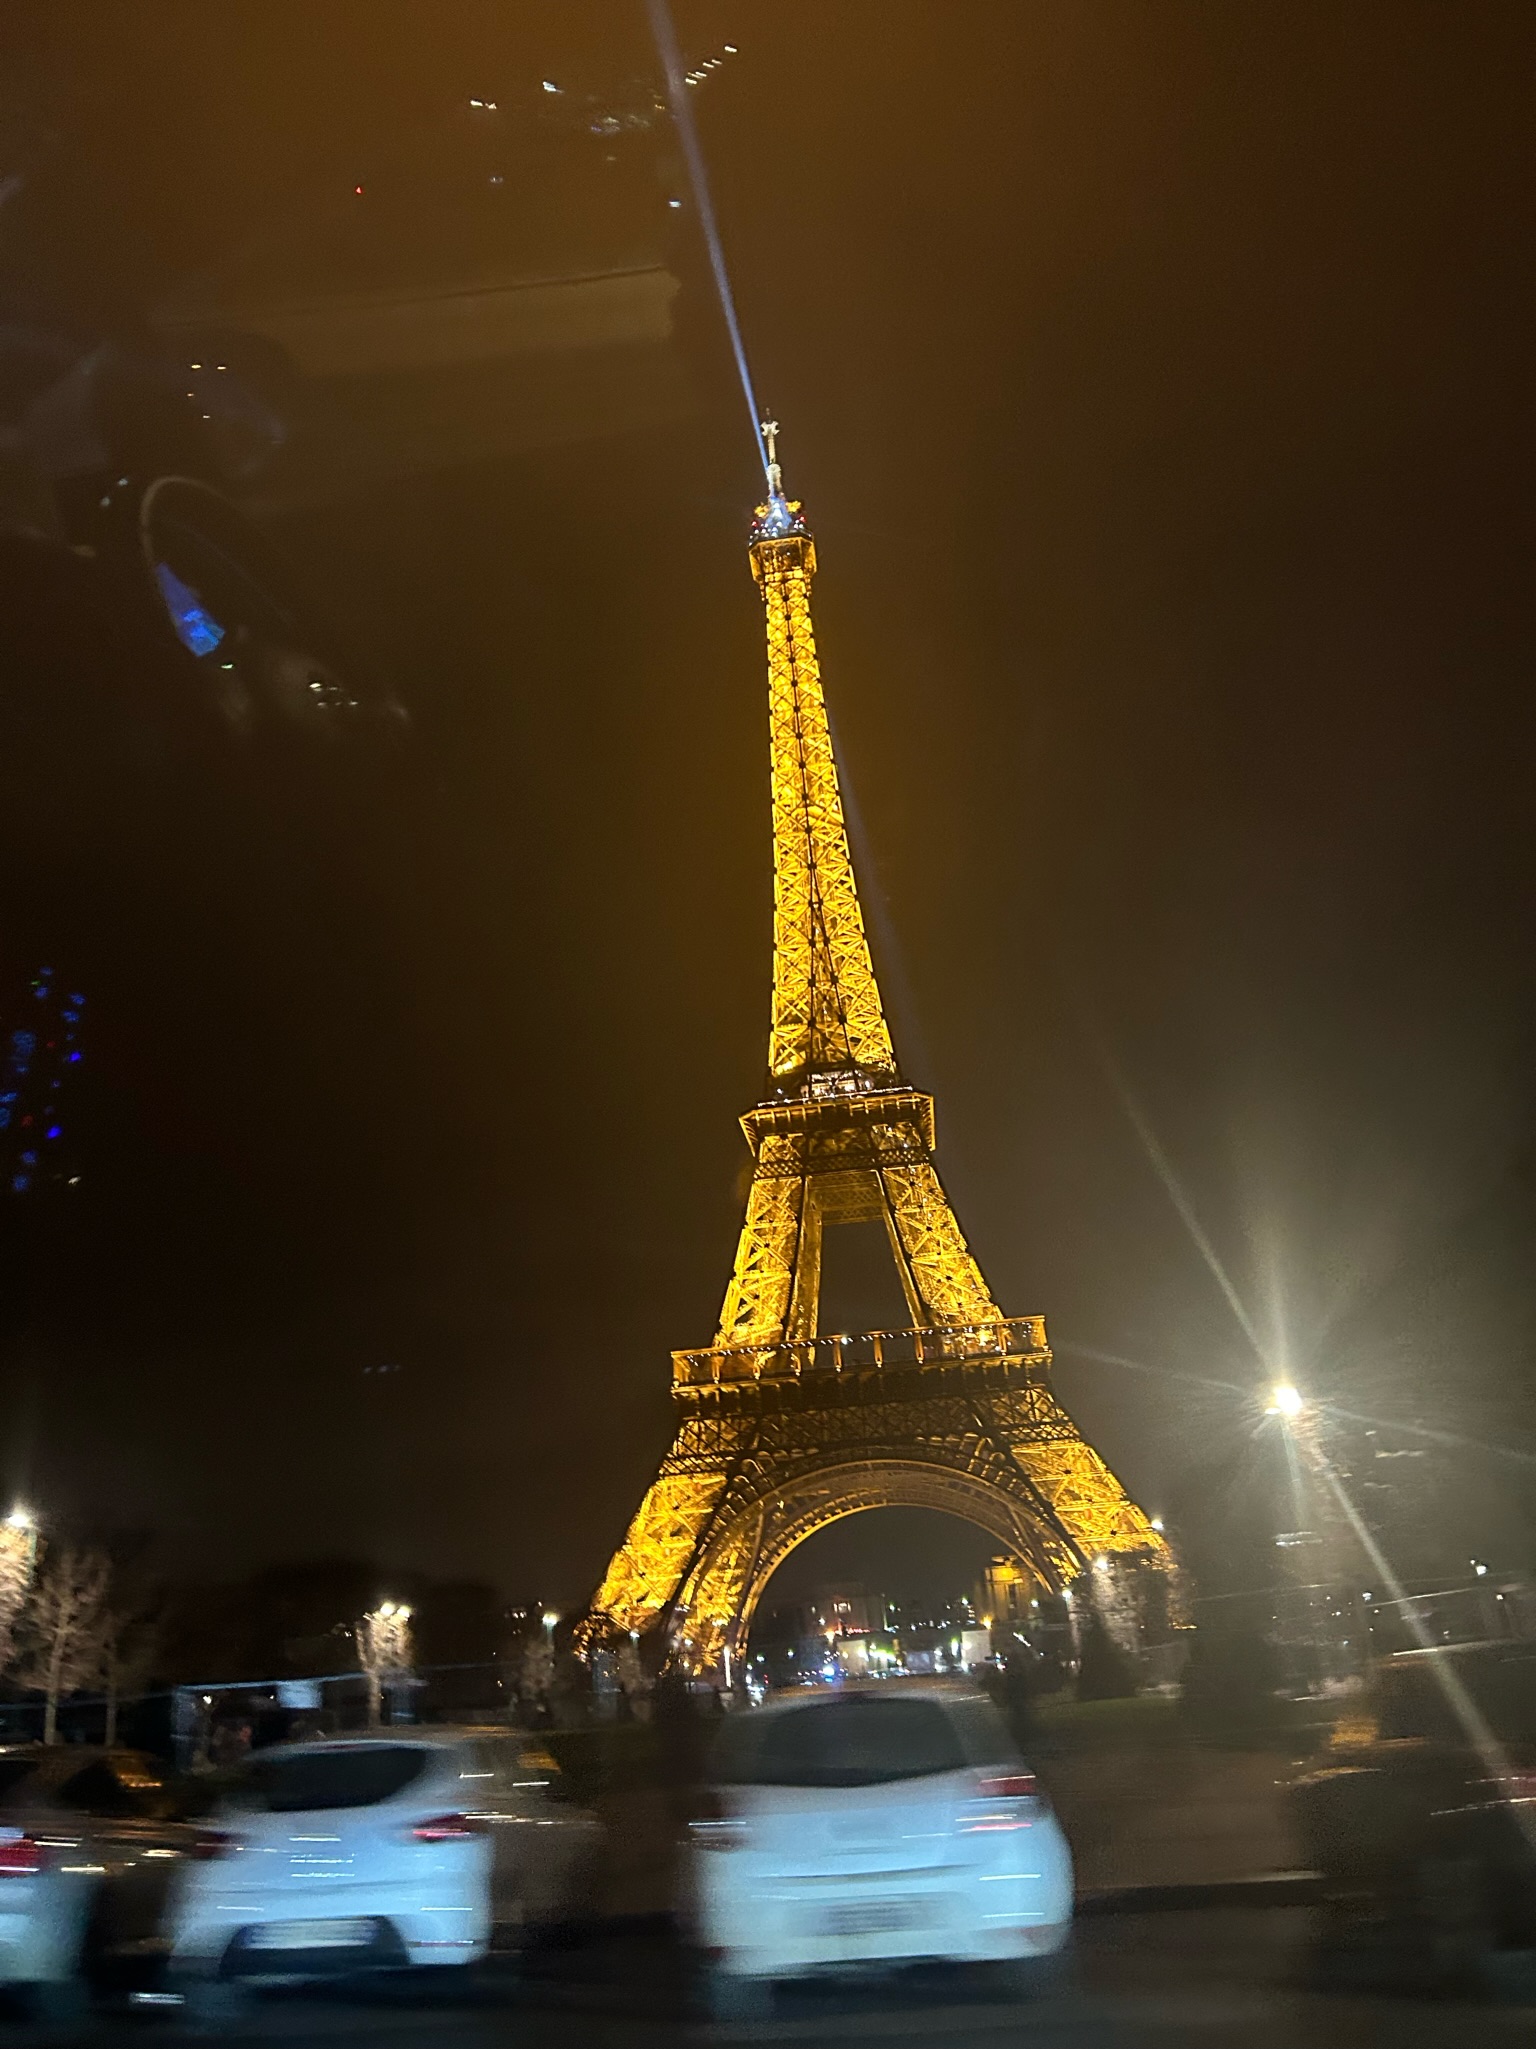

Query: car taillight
976;1772;1039;1800
409;1813;490;1842
191;1831;238;1861
0;1833;45;1877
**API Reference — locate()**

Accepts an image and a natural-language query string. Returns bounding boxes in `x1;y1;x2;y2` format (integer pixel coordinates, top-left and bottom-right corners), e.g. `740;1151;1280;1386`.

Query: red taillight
0;1833;45;1878
976;1772;1039;1800
191;1831;238;1862
409;1813;489;1842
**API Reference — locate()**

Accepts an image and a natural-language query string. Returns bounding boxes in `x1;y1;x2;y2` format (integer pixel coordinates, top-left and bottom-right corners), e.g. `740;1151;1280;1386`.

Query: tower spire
747;441;894;1085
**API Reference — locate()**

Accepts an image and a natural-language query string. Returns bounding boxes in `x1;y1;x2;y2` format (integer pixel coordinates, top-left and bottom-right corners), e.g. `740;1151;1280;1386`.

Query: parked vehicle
0;1745;194;2012
168;1727;600;1991
688;1681;1073;2018
1291;1641;1536;1993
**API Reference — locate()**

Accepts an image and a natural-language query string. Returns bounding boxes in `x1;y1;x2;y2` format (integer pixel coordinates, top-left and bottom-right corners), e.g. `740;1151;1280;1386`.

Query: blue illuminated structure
153;561;227;658
0;969;84;1194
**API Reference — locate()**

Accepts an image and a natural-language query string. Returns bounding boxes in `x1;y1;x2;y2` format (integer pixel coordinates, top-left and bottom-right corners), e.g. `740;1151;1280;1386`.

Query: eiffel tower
585;429;1165;1672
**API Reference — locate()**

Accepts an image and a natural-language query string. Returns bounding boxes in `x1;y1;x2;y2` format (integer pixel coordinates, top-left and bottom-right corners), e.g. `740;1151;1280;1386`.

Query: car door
50;1754;188;1963
479;1736;589;1939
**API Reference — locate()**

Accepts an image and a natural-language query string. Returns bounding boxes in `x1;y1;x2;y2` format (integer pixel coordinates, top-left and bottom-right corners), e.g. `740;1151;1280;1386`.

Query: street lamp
1267;1383;1305;1419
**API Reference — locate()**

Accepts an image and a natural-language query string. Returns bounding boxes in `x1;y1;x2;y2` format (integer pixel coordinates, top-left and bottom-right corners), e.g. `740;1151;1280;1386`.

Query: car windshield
714;1693;1011;1789
229;1745;431;1813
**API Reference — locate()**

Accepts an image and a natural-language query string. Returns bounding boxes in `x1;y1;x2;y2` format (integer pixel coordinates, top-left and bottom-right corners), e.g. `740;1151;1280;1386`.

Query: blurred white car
0;1746;193;2012
169;1727;599;1991
689;1682;1072;2016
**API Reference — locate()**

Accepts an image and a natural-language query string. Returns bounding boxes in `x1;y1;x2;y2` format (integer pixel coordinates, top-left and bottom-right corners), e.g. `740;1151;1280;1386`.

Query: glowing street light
5;1507;34;1532
1267;1383;1305;1420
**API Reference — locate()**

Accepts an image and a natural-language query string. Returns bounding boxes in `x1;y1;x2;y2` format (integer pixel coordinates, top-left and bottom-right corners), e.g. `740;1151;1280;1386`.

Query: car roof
243;1724;540;1761
746;1679;996;1720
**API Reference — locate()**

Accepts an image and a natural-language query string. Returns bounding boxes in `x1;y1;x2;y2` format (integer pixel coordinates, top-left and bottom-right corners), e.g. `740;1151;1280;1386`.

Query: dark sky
2;2;1533;1606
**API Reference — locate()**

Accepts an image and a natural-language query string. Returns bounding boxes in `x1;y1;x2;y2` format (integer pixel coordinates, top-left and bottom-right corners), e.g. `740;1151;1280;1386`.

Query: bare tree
11;1546;113;1743
355;1603;414;1727
100;1612;159;1747
519;1632;555;1724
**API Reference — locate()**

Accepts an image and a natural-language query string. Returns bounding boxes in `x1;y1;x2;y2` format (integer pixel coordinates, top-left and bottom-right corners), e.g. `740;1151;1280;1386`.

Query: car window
944;1696;1019;1766
229;1745;430;1813
491;1740;562;1795
715;1695;986;1788
0;1757;43;1803
1377;1653;1536;1747
55;1758;165;1819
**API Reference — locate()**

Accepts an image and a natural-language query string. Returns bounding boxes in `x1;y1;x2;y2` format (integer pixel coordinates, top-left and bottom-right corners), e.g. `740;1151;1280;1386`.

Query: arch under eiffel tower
584;432;1166;1672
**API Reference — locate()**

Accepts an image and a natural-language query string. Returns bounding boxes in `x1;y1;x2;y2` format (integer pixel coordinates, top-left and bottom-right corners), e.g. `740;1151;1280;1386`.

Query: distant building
0;967;84;1194
807;1582;882;1637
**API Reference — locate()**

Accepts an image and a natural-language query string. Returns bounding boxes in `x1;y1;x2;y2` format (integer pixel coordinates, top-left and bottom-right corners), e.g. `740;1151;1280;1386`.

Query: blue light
11;1175;29;1193
154;562;226;658
10;1032;35;1056
44;1126;61;1140
67;1052;81;1064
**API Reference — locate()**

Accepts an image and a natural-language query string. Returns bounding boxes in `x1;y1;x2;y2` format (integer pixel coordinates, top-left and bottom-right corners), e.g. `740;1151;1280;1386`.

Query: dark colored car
1290;1642;1536;1994
0;1745;199;2013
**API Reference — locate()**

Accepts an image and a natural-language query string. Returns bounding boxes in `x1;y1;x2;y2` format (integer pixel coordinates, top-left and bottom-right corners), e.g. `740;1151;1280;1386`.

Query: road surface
29;1909;1536;2047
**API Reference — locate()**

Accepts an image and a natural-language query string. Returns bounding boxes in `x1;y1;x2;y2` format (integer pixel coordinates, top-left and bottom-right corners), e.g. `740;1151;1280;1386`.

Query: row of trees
0;1523;155;1744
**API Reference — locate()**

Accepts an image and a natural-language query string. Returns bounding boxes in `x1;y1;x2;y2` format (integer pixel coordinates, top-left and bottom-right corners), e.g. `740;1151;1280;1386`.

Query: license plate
247;1918;375;1950
824;1900;916;1936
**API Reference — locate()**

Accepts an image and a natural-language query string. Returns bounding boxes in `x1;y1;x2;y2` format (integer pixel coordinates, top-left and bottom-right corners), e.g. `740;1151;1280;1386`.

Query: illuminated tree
355;1602;413;1727
11;1546;112;1743
0;1513;39;1669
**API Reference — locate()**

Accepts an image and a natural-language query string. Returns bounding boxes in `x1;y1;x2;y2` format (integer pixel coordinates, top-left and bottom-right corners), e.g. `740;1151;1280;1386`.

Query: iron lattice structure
585;451;1166;1670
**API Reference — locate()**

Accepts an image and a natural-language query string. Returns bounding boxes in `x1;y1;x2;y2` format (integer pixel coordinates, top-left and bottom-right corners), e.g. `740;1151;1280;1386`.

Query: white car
169;1727;599;1993
689;1681;1073;2016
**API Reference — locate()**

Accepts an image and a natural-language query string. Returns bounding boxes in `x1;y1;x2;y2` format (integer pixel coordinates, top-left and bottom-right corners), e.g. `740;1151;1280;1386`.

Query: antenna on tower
761;418;783;498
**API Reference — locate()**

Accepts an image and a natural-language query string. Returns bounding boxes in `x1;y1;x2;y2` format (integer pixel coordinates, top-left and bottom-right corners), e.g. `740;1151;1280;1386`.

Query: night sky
2;3;1532;1608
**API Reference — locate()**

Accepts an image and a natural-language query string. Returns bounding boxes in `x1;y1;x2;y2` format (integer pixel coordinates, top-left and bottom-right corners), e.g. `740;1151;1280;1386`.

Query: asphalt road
23;1910;1536;2048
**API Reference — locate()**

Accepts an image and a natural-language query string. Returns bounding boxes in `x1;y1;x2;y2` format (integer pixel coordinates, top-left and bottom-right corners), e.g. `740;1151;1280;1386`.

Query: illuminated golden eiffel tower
586;430;1165;1671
